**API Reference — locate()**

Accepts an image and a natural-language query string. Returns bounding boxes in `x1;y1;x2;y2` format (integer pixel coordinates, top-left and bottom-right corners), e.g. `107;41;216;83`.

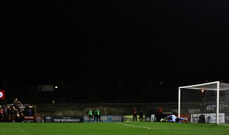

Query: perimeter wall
36;103;178;116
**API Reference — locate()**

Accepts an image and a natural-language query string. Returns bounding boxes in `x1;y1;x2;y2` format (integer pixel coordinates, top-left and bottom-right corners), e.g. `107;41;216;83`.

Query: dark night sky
1;0;229;103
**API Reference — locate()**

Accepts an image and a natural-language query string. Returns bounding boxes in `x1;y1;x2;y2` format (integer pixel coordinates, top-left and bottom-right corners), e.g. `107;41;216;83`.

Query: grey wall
36;103;178;116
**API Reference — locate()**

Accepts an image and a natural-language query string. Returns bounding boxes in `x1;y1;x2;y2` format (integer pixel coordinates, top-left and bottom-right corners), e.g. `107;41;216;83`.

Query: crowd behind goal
0;97;34;122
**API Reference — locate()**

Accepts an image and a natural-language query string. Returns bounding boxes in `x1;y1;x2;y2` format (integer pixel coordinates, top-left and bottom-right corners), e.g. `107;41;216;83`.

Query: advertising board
191;113;225;123
44;116;83;123
83;116;123;123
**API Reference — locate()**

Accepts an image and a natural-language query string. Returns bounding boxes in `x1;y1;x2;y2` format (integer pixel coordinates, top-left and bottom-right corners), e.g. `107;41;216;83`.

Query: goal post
178;81;229;124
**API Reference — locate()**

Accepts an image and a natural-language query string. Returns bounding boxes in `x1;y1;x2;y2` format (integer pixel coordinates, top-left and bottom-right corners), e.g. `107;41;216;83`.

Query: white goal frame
178;81;229;124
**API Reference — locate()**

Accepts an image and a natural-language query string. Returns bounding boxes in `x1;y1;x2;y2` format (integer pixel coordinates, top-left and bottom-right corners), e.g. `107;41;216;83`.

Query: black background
1;0;229;103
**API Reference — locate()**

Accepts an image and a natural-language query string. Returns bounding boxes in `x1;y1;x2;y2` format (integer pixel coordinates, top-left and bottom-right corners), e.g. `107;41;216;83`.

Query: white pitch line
116;122;162;130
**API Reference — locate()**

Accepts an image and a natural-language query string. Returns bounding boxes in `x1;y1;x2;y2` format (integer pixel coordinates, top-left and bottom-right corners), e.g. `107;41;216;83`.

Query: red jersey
133;109;138;115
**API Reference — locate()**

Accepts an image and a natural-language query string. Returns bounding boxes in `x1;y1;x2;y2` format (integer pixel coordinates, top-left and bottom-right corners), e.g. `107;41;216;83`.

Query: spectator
149;107;157;122
86;108;93;122
94;108;98;122
24;105;34;116
0;105;3;122
198;114;205;123
2;105;8;121
96;108;101;122
133;107;138;122
156;106;163;122
7;105;13;122
139;108;144;122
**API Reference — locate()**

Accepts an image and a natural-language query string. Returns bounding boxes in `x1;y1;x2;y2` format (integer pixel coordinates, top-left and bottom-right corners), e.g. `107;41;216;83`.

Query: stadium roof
179;81;229;91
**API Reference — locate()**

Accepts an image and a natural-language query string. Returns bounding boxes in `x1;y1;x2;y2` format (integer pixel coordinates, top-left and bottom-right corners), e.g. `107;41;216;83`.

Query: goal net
178;81;229;124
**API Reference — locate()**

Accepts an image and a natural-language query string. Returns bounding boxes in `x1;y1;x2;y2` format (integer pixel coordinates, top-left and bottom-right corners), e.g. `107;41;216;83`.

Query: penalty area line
116;122;162;130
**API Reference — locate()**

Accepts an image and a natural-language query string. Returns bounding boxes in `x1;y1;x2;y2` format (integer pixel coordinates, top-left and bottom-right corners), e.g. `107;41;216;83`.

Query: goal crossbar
179;81;229;91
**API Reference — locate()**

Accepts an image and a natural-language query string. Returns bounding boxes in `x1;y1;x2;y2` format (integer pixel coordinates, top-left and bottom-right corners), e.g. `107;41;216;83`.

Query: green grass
0;122;228;135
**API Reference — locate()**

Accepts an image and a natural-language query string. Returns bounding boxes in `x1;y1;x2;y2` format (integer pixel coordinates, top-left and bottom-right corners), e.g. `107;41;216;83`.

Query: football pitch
0;122;228;135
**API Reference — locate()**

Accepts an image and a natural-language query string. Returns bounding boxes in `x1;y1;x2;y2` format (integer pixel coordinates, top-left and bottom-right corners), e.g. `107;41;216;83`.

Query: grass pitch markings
116;122;167;130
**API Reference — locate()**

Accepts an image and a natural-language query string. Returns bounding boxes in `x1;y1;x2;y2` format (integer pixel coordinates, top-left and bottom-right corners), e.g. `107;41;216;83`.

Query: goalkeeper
163;114;185;123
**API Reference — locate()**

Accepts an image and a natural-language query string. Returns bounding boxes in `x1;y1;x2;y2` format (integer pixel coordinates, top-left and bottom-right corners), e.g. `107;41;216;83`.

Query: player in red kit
133;107;138;122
